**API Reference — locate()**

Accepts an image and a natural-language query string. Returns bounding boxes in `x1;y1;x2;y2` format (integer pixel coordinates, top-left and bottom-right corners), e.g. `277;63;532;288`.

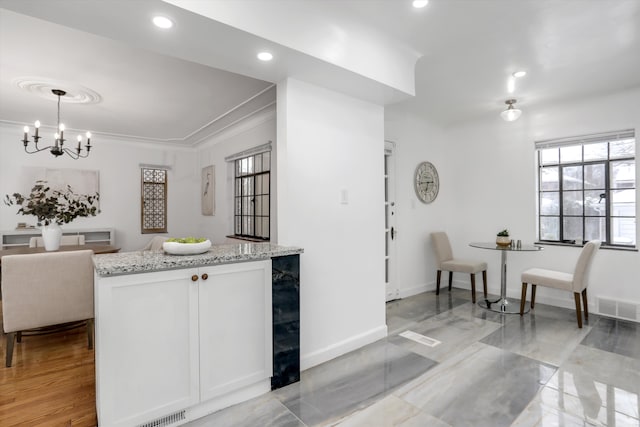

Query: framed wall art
201;165;215;216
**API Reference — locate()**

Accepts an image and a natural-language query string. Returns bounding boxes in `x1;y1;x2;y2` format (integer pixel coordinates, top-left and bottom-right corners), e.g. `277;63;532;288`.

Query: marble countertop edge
93;243;303;277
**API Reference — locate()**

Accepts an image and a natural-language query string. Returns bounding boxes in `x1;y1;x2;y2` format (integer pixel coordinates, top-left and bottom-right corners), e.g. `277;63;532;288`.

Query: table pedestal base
478;297;529;314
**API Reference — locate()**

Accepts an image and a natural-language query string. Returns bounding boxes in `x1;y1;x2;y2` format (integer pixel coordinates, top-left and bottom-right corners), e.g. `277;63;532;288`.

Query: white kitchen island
93;243;302;427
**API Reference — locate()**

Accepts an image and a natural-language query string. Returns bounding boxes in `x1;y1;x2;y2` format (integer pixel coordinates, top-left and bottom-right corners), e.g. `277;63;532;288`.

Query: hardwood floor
0;304;97;427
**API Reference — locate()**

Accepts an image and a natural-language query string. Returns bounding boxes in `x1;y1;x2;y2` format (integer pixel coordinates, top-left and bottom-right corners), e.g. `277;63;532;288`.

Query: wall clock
414;161;439;204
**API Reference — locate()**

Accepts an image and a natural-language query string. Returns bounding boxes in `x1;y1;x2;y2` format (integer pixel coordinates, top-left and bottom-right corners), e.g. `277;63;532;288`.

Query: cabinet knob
191;275;198;282
201;273;208;280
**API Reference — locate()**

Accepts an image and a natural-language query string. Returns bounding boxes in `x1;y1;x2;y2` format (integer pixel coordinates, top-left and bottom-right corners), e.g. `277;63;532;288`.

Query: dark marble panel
581;316;640;360
272;254;300;389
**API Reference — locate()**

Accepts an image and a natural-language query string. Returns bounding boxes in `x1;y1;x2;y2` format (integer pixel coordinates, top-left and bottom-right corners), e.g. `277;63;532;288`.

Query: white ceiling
0;7;274;144
1;0;639;144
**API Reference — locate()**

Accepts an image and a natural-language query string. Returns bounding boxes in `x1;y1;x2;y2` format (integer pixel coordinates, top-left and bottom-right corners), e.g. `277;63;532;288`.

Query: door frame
384;140;398;301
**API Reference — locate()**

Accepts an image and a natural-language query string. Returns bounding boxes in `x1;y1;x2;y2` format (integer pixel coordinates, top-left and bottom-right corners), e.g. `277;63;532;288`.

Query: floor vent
137;410;186;427
399;330;441;347
597;297;640;321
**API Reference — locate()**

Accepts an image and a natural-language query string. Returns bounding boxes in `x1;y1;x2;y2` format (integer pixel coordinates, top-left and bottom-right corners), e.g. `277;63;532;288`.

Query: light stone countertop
93;242;303;277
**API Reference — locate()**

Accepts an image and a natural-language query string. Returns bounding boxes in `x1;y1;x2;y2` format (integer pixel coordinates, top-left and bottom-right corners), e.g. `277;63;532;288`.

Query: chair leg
5;332;15;368
574;292;583;328
87;319;94;350
582;289;589;319
16;331;22;343
482;270;487;298
470;274;477;303
448;271;453;291
531;284;537;309
520;283;528;316
436;270;442;295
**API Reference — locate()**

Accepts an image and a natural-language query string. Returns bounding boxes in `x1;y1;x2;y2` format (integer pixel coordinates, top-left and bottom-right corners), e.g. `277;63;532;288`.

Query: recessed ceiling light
257;52;273;61
412;0;429;8
152;16;173;29
513;70;527;78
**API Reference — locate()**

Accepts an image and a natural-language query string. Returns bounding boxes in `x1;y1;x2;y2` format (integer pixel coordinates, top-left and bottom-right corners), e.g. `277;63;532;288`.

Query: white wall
446;87;640;312
386;87;640;315
277;78;387;369
0;123;197;251
194;107;277;243
384;109;451;297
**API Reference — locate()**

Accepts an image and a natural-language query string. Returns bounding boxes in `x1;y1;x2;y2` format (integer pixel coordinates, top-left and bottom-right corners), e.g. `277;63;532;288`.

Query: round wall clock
414;161;439;204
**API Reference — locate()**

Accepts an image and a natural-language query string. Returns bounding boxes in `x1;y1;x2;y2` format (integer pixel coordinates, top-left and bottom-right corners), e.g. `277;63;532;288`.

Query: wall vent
597;297;639;321
137;410;186;427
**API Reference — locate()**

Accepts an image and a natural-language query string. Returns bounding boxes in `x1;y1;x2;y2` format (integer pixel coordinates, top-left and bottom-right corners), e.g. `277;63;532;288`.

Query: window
536;130;635;248
141;167;167;233
234;151;270;240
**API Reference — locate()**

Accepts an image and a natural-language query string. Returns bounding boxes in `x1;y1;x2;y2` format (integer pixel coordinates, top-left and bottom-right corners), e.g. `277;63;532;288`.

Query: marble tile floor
186;288;640;427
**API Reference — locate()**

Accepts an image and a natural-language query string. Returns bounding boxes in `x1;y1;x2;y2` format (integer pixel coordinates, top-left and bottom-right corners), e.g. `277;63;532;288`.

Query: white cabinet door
95;268;200;427
198;260;273;401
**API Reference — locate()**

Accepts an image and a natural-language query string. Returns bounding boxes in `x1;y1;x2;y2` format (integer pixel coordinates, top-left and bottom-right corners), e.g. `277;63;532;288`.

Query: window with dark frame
234;151;270;240
537;131;636;248
141;167;167;234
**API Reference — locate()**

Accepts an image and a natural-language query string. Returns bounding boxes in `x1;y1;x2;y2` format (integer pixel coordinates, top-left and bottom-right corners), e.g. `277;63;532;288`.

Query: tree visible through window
234;152;270;240
141;167;167;234
537;131;636;247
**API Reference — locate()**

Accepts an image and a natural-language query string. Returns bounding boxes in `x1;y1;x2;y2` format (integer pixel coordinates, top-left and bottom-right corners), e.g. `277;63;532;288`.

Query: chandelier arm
61;147;79;160
24;144;56;155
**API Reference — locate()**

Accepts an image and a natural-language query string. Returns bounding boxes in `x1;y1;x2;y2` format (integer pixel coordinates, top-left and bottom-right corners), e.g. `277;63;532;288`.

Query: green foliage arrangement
4;180;100;226
497;229;510;237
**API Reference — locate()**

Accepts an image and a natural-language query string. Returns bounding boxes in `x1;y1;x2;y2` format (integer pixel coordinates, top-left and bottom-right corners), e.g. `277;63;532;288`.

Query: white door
385;141;398;301
198;260;273;401
95;268;200;427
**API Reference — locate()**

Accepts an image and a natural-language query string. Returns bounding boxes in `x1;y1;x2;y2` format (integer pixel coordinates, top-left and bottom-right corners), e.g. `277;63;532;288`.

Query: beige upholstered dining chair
140;235;168;251
520;240;601;328
431;232;488;303
1;250;95;367
29;234;85;248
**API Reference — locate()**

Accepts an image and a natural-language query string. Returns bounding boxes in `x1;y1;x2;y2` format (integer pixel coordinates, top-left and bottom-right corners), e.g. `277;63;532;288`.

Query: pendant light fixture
21;89;93;159
500;99;522;122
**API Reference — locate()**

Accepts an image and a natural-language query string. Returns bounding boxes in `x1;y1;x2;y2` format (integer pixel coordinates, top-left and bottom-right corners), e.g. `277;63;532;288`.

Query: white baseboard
300;324;388;371
398;282;434;299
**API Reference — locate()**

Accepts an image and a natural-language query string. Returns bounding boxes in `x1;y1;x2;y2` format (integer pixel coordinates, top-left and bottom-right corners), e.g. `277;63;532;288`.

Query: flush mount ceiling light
152;15;173;29
257;51;273;61
513;70;527;78
412;0;429;8
501;99;522;122
21;89;93;159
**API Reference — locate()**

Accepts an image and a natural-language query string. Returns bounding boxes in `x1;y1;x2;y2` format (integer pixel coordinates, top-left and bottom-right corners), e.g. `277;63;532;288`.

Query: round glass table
469;242;543;314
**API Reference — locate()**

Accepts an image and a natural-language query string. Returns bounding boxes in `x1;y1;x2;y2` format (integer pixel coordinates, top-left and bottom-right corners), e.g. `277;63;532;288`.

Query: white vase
41;223;62;251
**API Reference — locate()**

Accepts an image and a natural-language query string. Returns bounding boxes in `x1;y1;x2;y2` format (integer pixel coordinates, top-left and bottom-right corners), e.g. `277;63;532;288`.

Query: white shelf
1;227;115;249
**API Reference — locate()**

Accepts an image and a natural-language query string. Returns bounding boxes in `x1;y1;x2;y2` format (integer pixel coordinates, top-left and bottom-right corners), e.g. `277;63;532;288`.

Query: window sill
535;241;638;252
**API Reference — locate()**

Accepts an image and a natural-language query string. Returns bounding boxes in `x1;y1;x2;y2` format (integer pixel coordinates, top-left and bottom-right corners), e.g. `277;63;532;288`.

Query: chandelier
22;89;93;159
